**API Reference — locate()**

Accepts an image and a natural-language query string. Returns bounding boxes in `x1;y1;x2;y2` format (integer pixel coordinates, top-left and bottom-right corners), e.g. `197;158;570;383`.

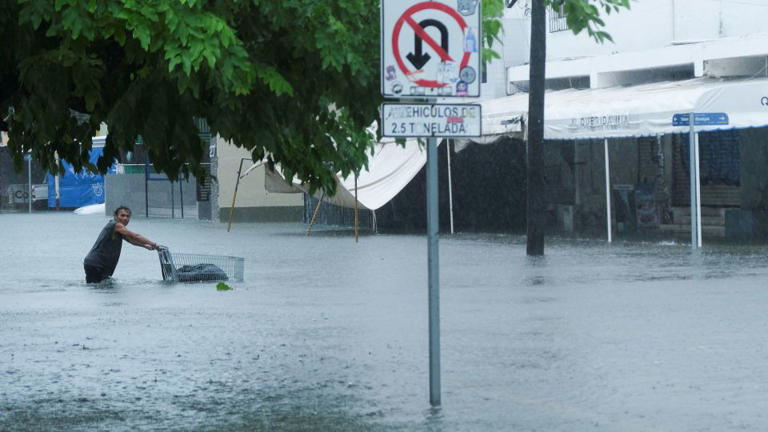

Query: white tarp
480;77;768;140
266;139;427;211
332;139;426;210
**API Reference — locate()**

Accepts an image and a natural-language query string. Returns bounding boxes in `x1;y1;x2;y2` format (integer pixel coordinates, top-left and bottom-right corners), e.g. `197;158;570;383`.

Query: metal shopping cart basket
157;246;244;282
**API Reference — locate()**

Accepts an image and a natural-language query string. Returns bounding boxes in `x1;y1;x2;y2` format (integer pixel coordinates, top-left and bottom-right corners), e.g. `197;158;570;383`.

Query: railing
548;6;568;32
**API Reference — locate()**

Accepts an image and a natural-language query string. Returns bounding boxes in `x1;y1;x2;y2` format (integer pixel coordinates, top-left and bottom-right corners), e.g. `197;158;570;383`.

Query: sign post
425;118;440;406
673;112;729;249
382;0;482;407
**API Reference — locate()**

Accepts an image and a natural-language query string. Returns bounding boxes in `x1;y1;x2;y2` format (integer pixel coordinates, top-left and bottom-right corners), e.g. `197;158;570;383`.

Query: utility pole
526;0;546;255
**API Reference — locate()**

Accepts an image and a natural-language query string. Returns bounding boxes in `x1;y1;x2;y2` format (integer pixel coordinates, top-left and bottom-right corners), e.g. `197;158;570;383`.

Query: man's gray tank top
83;220;123;276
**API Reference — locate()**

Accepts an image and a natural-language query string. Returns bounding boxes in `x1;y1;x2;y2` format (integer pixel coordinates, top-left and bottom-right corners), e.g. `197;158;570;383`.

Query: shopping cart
157;246;244;282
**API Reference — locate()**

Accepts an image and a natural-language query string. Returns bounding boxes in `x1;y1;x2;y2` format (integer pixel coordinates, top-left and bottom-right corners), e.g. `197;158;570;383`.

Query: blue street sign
23;154;31;161
672;112;729;126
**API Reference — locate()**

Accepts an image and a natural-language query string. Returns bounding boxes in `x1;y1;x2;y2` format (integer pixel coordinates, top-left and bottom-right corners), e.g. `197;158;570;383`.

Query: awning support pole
604;139;612;243
306;191;325;236
145;158;149;218
447;139;455;234
180;180;184;219
427;133;441;407
171;181;175;219
689;113;700;249
227;157;246;232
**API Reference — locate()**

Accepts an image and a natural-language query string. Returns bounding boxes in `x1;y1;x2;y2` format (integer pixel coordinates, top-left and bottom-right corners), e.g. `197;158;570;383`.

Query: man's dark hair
114;206;132;216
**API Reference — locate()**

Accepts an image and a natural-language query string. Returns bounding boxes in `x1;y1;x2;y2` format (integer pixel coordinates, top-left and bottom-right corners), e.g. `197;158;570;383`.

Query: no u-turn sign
381;0;481;98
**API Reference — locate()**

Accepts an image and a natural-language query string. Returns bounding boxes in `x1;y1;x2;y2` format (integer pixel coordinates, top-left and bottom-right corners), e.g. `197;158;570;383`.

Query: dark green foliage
548;0;631;42
0;0;620;194
0;0;509;194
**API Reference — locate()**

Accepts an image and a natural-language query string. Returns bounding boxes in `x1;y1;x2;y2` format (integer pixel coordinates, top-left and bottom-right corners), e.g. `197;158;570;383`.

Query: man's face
115;210;131;226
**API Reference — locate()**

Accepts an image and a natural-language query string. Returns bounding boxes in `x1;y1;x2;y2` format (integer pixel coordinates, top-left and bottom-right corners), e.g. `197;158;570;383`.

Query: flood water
2;212;768;431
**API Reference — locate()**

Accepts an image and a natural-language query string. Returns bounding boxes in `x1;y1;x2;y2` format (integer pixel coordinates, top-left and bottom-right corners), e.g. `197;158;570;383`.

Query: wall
506;0;768;64
215;141;303;223
0;147;48;209
738;127;768;211
374;138;527;233
548;0;675;61
725;126;768;240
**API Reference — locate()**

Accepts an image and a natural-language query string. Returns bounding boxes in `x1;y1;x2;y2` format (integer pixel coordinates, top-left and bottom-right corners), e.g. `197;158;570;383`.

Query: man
84;206;160;283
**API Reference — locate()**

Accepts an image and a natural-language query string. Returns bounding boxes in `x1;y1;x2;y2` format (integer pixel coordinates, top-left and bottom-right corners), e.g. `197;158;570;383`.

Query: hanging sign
381;0;482;98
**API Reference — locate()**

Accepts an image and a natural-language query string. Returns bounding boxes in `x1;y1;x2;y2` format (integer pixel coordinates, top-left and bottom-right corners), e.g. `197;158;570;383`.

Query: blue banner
47;147;116;208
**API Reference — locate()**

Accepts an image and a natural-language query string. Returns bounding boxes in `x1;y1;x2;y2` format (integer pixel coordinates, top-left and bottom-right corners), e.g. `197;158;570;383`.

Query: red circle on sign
392;2;471;88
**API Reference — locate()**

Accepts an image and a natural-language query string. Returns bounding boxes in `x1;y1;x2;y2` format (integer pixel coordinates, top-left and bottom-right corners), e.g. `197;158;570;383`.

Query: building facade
496;0;768;239
214;139;304;223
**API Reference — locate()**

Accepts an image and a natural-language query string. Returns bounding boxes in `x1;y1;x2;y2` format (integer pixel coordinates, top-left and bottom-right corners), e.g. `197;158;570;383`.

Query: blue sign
23;153;31;161
672;112;729;126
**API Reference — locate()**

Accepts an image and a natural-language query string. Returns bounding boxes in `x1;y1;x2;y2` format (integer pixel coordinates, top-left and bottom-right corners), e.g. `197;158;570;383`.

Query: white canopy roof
482;77;768;140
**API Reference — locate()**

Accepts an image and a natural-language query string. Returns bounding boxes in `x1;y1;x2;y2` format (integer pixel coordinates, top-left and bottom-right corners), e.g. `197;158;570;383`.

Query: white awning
480;77;768;140
266;139;427;211
328;139;426;211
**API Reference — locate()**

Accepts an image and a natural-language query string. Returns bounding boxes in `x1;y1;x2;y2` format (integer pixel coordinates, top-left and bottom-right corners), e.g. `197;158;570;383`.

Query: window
548;6;568;33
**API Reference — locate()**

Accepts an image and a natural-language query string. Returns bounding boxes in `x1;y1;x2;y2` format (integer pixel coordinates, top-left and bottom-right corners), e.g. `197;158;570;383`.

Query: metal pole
694;131;702;246
180;180;184;219
145;158;149;218
604;139;612;243
227;158;246;232
354;175;359;243
689;113;699;249
446;139;455;234
426;134;441;407
27;155;32;214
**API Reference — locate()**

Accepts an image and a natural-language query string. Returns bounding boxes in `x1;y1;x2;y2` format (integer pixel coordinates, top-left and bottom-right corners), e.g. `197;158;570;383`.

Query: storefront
476;77;768;246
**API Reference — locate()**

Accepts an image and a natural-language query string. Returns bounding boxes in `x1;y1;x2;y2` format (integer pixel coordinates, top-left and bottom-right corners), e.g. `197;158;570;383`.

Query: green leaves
547;0;631;43
255;65;293;97
0;0;543;196
482;0;504;64
216;282;232;291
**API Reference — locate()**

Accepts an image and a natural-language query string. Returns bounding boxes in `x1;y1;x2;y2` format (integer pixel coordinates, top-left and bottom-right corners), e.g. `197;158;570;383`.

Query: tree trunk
526;0;546;256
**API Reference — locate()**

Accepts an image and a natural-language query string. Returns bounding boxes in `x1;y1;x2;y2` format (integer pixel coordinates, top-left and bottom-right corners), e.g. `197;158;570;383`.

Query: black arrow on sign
406;19;448;70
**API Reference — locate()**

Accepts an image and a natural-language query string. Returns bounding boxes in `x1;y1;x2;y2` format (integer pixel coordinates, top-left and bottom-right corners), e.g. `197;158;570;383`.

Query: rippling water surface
2;212;768;431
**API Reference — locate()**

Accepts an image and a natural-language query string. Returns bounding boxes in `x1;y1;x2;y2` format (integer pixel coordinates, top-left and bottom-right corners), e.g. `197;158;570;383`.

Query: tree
0;0;505;195
525;0;630;255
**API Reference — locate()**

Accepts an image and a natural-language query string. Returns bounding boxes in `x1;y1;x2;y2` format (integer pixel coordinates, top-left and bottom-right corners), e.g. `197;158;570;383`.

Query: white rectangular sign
381;0;481;98
382;103;482;137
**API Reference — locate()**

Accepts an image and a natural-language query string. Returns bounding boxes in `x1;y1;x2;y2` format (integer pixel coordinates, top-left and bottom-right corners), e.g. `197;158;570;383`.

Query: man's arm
114;223;159;250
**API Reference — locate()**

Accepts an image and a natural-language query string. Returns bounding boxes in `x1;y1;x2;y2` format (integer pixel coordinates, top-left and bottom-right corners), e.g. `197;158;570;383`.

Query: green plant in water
216;282;232;291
